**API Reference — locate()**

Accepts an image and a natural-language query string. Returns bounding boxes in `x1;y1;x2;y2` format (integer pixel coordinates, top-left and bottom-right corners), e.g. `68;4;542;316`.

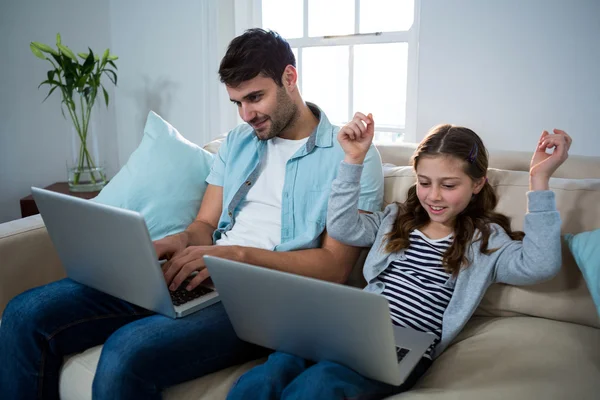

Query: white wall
0;0;117;224
416;0;600;156
0;0;236;224
108;0;236;166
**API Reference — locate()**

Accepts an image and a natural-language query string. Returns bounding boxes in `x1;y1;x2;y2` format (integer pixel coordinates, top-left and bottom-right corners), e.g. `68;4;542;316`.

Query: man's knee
92;325;164;399
95;327;148;376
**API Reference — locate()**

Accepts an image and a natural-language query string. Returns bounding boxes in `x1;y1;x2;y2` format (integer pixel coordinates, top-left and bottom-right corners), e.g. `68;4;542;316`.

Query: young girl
227;113;572;400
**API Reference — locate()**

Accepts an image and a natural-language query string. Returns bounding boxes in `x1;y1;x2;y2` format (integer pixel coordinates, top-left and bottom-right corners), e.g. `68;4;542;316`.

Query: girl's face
415;155;485;233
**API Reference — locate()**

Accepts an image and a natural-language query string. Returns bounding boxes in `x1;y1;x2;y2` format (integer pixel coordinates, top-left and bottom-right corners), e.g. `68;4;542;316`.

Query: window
260;0;419;143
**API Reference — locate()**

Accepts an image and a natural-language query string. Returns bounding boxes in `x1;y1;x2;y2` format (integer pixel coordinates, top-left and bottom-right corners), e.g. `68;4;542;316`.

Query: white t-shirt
215;136;309;249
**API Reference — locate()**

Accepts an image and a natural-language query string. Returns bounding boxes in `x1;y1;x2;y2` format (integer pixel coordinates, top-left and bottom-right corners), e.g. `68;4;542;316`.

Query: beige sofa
1;141;599;399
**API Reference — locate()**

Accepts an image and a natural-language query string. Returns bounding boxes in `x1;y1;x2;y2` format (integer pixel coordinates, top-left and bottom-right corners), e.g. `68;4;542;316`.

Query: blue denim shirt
206;103;384;252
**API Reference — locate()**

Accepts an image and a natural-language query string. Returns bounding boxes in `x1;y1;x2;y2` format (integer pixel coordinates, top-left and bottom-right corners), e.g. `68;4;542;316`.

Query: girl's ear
473;176;487;194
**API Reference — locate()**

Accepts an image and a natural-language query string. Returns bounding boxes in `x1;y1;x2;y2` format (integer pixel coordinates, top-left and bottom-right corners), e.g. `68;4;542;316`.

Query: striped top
378;229;454;359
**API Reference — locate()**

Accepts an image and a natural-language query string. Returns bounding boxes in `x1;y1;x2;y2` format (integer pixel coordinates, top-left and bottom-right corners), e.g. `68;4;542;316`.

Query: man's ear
281;65;298;90
473;177;487;194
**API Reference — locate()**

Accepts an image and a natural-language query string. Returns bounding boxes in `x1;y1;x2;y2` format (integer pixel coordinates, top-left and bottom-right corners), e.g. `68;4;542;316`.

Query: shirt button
245;180;252;186
228;211;233;217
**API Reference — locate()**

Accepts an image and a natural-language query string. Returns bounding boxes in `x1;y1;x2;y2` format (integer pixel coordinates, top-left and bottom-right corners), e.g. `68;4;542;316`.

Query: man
0;29;383;399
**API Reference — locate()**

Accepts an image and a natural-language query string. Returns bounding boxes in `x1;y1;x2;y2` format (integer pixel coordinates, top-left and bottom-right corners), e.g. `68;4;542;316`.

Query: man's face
226;75;298;140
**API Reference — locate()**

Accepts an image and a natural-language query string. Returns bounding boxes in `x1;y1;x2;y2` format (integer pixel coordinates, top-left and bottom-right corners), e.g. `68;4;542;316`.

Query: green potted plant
30;33;118;192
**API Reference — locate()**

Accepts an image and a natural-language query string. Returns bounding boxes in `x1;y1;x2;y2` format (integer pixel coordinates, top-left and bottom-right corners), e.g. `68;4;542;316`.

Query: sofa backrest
378;143;600;179
204;138;600;328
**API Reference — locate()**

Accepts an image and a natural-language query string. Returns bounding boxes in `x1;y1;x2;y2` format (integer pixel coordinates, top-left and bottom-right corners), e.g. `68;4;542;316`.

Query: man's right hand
153;233;188;261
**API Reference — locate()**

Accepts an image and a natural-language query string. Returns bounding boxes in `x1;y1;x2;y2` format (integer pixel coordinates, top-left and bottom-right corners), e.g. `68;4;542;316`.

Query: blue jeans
227;351;432;400
0;278;268;400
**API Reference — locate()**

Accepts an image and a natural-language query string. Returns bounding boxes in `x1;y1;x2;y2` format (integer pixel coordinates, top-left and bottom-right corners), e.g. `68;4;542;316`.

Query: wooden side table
20;182;101;218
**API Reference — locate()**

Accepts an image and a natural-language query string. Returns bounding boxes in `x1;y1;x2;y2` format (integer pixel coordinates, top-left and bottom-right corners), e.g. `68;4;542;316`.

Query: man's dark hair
218;28;296;87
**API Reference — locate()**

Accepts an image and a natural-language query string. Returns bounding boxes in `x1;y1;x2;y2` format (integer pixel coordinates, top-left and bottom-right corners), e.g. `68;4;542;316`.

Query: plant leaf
82;51;95;74
47;70;55;82
102;48;109;64
76;76;87;91
103;69;117;86
31;42;59;56
56;33;62;46
57;44;77;61
42;86;58;102
108;60;118;70
30;43;46;60
51;53;63;67
78;52;89;59
102;85;109;107
107;54;119;61
37;79;61;89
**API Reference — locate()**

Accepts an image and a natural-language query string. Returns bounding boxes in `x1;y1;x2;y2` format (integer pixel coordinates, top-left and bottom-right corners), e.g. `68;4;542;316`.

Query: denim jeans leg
281;358;432;400
92;301;270;400
0;278;152;400
227;352;310;400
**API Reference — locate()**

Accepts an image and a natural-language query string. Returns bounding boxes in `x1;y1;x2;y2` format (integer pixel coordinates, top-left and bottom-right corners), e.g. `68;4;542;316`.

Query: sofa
1;140;599;399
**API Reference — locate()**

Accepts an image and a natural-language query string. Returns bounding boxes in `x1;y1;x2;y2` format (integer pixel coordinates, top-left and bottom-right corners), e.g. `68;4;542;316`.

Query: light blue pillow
564;229;600;317
93;111;213;241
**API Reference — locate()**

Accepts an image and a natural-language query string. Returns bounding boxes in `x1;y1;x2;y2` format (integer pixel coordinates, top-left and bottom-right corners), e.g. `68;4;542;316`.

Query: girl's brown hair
384;124;524;276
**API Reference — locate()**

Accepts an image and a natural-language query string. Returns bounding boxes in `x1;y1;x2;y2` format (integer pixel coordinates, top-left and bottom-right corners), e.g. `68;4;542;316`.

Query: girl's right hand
337;112;374;165
529;129;572;190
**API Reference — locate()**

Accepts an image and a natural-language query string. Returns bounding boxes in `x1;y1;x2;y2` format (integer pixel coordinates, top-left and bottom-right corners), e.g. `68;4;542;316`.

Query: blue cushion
93;111;213;241
565;229;600;317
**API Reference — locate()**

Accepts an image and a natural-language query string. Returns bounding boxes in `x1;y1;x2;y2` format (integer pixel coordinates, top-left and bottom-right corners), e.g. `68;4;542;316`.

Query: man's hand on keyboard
162;245;243;292
153;233;187;261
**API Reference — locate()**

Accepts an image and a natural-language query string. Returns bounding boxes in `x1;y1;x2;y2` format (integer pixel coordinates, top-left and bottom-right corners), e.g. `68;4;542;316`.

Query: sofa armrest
0;215;65;316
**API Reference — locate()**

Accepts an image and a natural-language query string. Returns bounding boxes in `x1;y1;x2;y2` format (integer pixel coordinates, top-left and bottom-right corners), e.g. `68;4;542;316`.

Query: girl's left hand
529;129;572;190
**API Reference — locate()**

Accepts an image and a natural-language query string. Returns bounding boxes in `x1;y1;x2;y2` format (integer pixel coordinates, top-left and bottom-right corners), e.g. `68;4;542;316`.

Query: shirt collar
306;102;335;151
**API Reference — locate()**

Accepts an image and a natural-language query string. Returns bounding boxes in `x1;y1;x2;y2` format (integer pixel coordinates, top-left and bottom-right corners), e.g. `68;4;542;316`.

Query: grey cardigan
327;162;562;358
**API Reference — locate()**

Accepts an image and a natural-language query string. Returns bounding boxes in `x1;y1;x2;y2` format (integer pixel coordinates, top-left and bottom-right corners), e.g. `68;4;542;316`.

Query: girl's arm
492;129;572;284
327;112;388;247
492;191;562;284
327;161;389;247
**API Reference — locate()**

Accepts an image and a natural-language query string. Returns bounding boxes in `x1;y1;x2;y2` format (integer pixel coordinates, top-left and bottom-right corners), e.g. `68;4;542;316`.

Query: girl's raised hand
337;112;374;165
529;129;572;190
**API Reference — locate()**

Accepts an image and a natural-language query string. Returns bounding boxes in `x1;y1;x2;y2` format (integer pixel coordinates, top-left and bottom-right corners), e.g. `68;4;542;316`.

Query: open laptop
203;255;436;386
31;187;219;318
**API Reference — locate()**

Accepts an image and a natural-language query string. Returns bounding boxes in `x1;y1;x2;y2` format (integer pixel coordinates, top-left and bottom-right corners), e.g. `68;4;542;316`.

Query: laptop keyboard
395;347;410;363
170;284;214;306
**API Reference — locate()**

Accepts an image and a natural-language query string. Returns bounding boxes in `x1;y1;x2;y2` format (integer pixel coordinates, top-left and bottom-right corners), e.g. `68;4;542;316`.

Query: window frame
246;0;420;143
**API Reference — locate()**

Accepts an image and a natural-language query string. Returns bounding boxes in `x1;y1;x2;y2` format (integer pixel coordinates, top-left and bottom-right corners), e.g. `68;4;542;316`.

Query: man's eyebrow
230;90;263;103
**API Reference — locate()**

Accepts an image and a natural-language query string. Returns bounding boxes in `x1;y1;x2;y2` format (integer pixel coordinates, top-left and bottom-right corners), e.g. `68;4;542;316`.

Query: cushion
390;316;600;400
565;229;600;318
382;165;600;328
93;111;213;241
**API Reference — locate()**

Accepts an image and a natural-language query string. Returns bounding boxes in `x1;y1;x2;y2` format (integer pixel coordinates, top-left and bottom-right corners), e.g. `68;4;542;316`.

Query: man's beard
254;87;298;140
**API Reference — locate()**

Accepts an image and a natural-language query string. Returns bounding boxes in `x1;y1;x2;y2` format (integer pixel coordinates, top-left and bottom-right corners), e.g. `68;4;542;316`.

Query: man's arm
236;231;361;283
153;184;222;259
182;184;223;246
165;231;363;291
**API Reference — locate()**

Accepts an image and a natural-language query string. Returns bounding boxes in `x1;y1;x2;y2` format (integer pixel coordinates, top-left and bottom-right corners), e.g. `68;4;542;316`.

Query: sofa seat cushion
58;316;599;400
59;345;266;400
390;316;600;400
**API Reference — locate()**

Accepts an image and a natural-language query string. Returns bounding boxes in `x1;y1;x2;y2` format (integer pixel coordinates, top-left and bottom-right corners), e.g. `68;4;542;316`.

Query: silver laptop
203;255;436;386
31;187;220;318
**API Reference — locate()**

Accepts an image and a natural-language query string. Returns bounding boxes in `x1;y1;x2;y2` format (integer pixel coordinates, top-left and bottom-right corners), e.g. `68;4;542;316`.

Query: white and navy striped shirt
378;229;454;359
